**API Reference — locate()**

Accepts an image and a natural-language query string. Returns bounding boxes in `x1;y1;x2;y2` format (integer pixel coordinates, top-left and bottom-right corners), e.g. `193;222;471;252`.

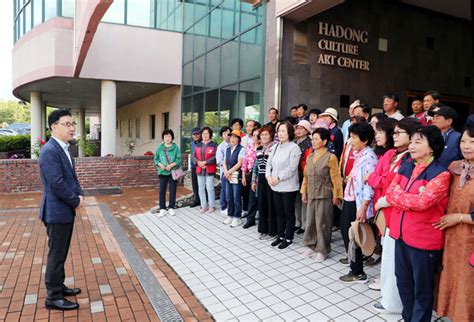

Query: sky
0;0;15;100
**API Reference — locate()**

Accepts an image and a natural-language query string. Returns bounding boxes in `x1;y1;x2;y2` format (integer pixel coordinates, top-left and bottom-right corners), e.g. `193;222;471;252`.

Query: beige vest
307;151;333;200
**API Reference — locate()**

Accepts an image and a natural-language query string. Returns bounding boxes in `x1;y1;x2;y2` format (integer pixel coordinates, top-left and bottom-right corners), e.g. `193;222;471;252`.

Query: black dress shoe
278;239;293;249
296;228;305;235
271;238;283;247
242;221;256;229
62;287;81;296
45;299;79;310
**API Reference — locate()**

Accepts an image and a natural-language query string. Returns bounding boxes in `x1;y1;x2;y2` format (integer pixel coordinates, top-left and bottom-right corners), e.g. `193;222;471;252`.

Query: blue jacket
39;138;83;224
438;128;462;168
190;140;200;169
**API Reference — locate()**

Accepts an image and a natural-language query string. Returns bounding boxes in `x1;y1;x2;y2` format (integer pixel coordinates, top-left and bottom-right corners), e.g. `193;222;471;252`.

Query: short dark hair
396;117;422;136
383;93;399;102
259;125;274;138
412;96;424;103
308;108;322;116
279;121;296;141
268;107;279;114
464;116;474;137
312;127;330;146
201;126;213;138
348;121;375;145
290;106;298;111
424;90;441;101
374;118;397;156
410;126;445;160
298;104;308;111
352;115;367;123
354;104;372;117
48;109;72;130
370;113;388;123
162;129;175;140
230;118;244;128
219;126;231;137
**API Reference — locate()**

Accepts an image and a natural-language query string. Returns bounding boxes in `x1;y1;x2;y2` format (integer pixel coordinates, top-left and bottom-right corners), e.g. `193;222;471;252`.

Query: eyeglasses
56;122;77;128
393;130;407;137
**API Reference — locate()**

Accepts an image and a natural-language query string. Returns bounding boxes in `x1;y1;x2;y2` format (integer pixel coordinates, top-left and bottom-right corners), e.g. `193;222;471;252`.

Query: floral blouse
242;143;257;174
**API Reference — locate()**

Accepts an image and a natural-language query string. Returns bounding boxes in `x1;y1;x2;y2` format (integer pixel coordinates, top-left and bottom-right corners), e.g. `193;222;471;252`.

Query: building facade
11;0;473;157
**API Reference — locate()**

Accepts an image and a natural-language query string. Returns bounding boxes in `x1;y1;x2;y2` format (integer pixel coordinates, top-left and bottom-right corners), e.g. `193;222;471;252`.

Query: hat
351;220;375;256
192;127;201;134
319;108;339;122
230;129;242;140
428;105;457;120
296;120;312;134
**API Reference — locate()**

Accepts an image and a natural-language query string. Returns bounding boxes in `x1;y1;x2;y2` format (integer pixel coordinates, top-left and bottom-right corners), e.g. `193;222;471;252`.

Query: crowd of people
154;90;473;321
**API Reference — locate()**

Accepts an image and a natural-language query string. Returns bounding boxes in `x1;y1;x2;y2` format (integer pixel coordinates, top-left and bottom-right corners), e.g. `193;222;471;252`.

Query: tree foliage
0;100;31;126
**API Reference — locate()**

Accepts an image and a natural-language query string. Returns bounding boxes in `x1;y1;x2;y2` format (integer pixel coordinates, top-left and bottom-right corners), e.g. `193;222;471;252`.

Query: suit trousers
45;222;74;300
303;198;333;255
257;175;276;236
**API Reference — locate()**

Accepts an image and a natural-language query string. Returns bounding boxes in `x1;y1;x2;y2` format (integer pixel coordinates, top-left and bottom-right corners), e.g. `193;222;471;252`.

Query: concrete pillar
40;101;46;139
30;92;42;159
76;108;86;157
100;80;116;156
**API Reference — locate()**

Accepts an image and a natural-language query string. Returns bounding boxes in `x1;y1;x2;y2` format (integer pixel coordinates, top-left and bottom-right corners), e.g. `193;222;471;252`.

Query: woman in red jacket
385;126;451;322
194;127;218;213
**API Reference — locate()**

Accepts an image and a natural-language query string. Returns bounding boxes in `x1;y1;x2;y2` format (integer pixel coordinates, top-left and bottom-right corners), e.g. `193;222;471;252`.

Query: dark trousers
242;180;249;212
395;239;442;322
45;222;74;300
191;167;200;205
159;174;177;209
333;205;341;227
273;191;297;240
220;175;227;210
244;173;258;223
226;182;242;217
257;175;276;235
340;200;364;275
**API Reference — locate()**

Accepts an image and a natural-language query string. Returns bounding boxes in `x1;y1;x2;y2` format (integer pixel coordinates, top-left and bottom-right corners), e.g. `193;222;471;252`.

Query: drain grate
99;204;183;321
84;187;122;196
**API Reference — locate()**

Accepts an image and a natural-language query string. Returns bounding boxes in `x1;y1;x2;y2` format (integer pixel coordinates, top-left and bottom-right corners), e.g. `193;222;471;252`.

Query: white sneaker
223;217;233;225
220;209;228;216
158;209;167;217
230;218;242;227
369;277;381;291
314;252;327;263
168;208;176;216
302;248;316;258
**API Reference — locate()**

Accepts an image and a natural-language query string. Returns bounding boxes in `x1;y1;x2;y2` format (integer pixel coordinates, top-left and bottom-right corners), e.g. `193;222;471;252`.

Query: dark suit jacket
39;138;83;224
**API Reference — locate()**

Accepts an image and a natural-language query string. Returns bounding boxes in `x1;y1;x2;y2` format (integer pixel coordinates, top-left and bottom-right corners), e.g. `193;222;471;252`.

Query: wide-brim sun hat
319;107;339;122
351;220;376;257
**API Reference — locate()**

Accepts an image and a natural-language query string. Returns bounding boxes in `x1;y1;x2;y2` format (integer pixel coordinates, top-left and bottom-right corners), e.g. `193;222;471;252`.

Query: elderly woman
194;127;218;213
370;117;421;314
266;122;302;249
385;126;451;322
301;128;343;262
435;119;474;322
252;126;276;240
241;128;261;228
339;122;378;283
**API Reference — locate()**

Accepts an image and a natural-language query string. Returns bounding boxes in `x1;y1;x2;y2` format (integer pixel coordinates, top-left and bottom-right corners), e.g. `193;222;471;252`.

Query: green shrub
0;134;31;152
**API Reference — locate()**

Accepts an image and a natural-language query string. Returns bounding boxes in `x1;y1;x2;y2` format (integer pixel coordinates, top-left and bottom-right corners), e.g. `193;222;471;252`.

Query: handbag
374;209;386;236
164;148;186;181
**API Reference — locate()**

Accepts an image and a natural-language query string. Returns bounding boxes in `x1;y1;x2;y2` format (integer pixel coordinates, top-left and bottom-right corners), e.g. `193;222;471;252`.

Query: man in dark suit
39;109;83;310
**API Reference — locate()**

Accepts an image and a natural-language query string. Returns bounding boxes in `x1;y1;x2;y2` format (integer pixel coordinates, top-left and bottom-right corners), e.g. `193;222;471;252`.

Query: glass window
24;3;31;34
221;1;235;40
240;2;257;32
239;78;261;122
174;3;183;31
33;0;43;27
183;2;193;31
239;25;262;80
205;48;220;89
193;56;205;93
183;62;193;96
128;119;133;138
183;32;193;63
194;1;207;23
136;118;140;138
127;0;153;27
19;11;24;37
220;84;238;122
44;0;58;21
207;7;221;49
62;0;75;17
194;93;204;127
220;39;238;85
102;0;125;24
194;17;207;58
204;90;219;131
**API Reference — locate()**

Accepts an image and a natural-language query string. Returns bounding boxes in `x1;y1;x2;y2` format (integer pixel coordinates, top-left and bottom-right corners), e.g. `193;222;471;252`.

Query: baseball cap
428;105;457;120
192;127;201;134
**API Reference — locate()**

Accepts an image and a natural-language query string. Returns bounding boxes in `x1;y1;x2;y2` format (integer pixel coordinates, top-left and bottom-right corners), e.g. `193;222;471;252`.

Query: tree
0;100;31;126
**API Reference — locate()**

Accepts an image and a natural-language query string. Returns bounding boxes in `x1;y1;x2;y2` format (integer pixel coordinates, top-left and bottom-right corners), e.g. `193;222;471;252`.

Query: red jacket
387;156;451;250
194;141;218;175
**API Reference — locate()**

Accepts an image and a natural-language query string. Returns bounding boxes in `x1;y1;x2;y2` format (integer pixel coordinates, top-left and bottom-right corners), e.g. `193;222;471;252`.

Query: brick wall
0;156;162;194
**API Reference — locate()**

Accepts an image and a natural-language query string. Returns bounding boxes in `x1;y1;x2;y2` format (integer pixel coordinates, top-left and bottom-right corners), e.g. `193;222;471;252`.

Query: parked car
0;129;17;136
7;123;31;134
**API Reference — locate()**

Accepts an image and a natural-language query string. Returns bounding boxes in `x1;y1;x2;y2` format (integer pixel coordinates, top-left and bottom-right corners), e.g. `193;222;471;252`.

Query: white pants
380;228;403;313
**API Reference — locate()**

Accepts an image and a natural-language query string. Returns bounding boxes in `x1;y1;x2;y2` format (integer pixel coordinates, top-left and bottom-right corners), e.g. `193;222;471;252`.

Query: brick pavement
0;187;213;322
